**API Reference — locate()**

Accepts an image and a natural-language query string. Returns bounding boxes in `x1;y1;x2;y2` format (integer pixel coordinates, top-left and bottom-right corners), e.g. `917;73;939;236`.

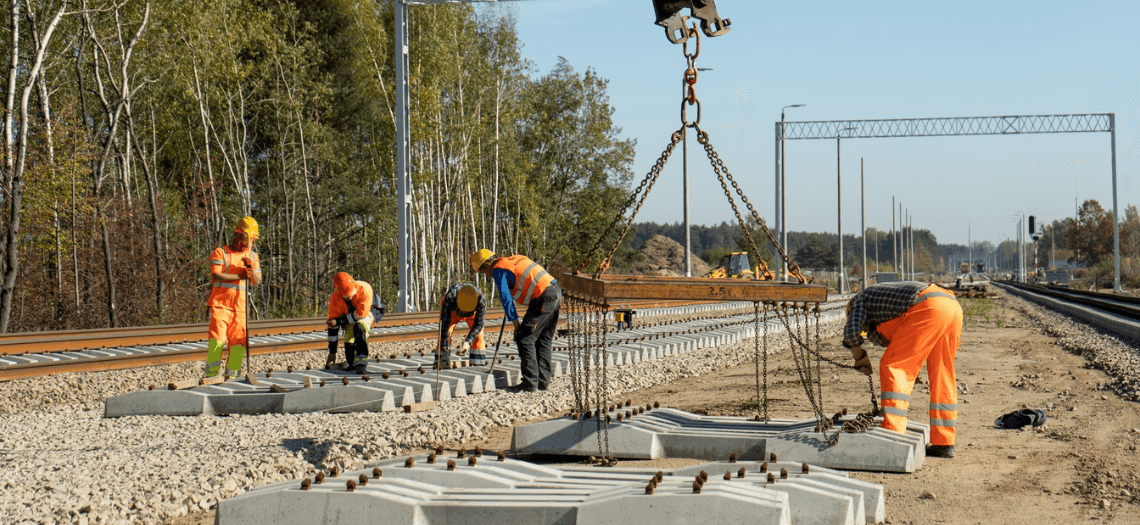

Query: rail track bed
994;281;1140;343
0;299;713;381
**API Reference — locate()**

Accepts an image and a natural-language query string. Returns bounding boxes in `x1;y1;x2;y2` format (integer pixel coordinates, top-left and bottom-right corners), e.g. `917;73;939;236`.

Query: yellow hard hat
470;249;495;271
235;216;259;240
456;284;480;313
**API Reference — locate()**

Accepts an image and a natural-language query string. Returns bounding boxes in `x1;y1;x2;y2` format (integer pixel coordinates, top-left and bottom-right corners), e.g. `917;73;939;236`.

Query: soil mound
633;235;711;277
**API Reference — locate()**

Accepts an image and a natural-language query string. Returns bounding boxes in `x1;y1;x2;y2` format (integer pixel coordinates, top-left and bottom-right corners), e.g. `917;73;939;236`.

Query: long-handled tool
486;316;508;375
243;257;253;377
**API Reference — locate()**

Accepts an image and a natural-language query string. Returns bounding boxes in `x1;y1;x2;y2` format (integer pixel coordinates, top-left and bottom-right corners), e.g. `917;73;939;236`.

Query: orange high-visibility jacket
491;255;555;305
208;246;260;312
328;281;375;324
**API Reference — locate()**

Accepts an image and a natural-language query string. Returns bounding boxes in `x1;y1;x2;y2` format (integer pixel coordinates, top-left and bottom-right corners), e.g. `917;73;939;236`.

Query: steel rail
0;299;701;357
999;282;1140;319
0;299;716;381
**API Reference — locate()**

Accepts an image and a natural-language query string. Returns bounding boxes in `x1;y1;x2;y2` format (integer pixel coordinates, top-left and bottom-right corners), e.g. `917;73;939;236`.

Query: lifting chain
693;125;807;283
771;303;880;431
762;303;770;422
576;130;683;276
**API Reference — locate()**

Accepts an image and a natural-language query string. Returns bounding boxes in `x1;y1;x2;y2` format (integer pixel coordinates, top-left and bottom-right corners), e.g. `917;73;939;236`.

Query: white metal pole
1110;114;1121;292
861;158;866;288
395;0;414;313
837;135;844;293
775;121;782;280
683;125;691;277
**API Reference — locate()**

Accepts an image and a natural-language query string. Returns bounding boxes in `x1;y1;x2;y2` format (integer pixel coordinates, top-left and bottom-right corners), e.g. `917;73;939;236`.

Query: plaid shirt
843;281;930;348
439;283;487;348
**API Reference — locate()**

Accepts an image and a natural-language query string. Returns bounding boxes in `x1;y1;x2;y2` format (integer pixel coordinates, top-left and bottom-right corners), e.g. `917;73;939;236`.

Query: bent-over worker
844;281;963;458
206;216;262;379
327;272;383;373
471;249;562;393
437;283;487;368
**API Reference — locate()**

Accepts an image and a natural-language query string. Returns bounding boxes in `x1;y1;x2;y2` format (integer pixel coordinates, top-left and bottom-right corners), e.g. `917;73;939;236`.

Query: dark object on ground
994;409;1047;429
926;444;956;458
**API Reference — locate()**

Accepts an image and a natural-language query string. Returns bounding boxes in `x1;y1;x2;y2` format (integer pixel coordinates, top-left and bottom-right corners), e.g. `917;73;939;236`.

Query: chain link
753;302;761;420
762;303;770;421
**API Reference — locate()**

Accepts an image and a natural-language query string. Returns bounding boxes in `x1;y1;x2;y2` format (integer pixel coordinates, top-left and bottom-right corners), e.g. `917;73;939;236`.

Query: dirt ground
474;291;1140;524
172;291;1140;524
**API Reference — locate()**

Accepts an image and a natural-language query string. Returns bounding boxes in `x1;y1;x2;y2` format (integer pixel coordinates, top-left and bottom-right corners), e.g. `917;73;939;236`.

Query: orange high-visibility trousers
874;285;963;446
446;312;486;350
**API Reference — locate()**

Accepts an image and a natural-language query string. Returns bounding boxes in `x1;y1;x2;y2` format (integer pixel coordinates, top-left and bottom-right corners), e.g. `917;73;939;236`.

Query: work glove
512;318;521;330
325;353;336;369
326;319;338;329
852;347;873;376
234;267;249;280
242;257;253;269
455;340;470;356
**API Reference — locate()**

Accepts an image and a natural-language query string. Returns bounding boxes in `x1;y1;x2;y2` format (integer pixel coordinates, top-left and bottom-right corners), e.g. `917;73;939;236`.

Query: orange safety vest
492;255;554;305
207;245;259;311
328;281;376;323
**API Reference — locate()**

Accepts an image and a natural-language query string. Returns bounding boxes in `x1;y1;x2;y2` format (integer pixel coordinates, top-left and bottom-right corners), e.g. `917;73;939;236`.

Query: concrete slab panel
513;409;927;473
104;390;213;417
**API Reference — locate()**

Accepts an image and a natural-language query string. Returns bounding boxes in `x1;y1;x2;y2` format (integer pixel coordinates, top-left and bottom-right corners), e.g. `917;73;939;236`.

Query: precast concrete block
281;385;396;413
575;485;790;525
216;455;881;525
512;417;665;459
514;409;927;473
794;472;884;524
209;393;285;415
104;390;213;417
762;479;857;525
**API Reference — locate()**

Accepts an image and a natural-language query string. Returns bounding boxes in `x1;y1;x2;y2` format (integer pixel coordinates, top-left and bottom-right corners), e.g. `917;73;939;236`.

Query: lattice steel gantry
774;113;1122;291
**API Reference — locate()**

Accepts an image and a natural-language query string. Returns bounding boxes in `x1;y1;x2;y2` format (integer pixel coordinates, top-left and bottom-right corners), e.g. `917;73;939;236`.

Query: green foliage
960;298;994;318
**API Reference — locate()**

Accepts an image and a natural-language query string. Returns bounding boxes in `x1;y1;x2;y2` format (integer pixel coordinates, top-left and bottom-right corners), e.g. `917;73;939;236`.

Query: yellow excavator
706;252;757;279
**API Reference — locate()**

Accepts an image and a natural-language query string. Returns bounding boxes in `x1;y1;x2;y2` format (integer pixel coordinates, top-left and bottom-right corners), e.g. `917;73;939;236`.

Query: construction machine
706;252;757;279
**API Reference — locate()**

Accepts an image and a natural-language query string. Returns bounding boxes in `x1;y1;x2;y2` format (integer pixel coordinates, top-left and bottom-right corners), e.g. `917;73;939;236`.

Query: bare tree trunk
127;104;164;321
0;0;67;332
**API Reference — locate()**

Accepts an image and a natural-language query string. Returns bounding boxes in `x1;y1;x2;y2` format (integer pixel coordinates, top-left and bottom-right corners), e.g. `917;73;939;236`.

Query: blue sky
478;0;1138;247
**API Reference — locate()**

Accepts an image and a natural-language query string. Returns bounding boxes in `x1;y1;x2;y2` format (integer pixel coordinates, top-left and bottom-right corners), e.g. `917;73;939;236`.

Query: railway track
992;280;1140;343
996;281;1140;318
0;299;720;381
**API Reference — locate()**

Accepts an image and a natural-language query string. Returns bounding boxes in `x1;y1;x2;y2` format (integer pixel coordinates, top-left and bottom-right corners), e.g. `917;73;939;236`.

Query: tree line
1;0;634;332
633;198;1140;287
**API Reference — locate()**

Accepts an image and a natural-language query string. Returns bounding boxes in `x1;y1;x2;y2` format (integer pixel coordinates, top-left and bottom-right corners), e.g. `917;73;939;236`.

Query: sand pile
632;235;711;276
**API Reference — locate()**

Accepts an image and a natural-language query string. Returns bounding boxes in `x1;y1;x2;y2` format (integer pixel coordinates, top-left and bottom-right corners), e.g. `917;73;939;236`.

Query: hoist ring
681;98;701;128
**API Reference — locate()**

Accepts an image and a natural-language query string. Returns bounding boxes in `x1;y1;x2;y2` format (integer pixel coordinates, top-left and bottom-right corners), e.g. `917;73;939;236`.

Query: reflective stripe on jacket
492;255;555;306
207;246;259;311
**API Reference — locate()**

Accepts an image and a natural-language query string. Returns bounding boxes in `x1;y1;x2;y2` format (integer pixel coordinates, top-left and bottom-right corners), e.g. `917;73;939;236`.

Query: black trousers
327;322;369;365
514;284;562;389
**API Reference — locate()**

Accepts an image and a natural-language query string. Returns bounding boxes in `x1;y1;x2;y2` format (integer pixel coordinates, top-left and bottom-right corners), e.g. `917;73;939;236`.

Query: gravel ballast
0;309;834;524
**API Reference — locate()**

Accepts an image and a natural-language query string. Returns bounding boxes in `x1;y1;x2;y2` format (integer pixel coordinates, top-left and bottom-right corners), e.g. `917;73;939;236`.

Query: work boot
926;444;956;458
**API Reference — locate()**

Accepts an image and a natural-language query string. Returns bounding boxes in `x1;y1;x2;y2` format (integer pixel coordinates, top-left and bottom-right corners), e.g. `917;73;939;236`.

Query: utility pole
891;197;896;274
861;158;866;289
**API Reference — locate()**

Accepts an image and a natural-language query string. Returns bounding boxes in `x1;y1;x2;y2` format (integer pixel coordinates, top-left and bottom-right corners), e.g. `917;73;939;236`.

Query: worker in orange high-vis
326;272;384;373
471;249;561;393
844;281;963;458
436;283;487;369
206;216;262;378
